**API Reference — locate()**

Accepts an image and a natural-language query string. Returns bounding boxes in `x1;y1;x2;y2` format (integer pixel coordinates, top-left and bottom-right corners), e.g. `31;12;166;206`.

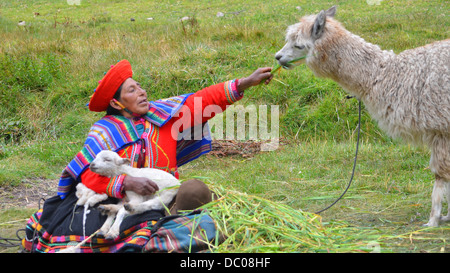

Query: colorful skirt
22;189;217;253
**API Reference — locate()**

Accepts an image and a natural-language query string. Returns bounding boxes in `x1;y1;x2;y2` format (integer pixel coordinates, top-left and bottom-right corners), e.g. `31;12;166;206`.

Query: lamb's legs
425;177;445;227
98;214;115;236
124;189;178;214
97;204;123;237
104;206;129;239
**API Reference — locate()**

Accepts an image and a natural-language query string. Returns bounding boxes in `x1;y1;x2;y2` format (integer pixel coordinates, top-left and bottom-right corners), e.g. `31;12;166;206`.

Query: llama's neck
308;28;394;99
117;165;134;177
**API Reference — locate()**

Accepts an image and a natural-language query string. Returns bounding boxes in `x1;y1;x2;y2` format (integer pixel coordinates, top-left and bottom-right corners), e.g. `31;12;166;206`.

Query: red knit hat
88;59;133;112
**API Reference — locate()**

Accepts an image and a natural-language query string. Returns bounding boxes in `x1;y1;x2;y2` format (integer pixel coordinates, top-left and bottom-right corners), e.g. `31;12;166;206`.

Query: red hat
88;59;133;112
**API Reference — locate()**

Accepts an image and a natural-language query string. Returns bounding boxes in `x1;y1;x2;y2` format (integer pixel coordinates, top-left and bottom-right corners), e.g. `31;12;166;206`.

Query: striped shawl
57;93;212;199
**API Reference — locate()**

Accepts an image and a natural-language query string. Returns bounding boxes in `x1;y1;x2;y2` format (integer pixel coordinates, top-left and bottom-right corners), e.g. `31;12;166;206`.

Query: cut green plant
271;56;308;74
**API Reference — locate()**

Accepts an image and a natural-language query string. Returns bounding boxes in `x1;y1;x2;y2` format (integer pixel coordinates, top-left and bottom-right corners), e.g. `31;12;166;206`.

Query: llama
275;6;449;226
84;150;180;239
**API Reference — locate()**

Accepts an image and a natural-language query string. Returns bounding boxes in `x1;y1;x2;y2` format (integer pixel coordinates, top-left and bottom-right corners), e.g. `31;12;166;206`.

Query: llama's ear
118;158;131;165
326;6;337;17
312;10;326;40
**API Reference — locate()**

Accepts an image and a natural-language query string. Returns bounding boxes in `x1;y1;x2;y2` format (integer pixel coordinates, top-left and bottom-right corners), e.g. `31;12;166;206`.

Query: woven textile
57;93;212;199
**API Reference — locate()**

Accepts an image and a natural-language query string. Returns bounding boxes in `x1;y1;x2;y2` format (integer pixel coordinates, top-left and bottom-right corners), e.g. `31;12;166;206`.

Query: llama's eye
294;45;305;50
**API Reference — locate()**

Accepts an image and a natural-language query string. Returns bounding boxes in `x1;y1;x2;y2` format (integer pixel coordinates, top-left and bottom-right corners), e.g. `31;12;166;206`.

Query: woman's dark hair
106;83;124;116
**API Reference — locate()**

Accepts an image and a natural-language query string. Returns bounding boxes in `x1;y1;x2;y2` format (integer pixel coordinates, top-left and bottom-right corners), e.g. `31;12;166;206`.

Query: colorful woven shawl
57;94;212;199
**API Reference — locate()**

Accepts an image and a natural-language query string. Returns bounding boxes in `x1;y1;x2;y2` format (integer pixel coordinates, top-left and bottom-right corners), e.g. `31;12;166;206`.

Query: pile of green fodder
201;185;382;253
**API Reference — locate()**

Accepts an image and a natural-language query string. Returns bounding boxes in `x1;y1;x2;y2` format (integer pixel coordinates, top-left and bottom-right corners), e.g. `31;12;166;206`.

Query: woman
23;60;273;253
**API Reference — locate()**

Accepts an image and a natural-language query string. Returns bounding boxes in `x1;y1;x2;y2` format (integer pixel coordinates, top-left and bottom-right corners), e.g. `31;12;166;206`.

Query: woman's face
113;78;149;117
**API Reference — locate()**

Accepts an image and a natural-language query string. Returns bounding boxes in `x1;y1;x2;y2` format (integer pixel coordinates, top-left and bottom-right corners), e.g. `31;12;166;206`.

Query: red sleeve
80;166;126;198
80;169;112;195
176;80;243;131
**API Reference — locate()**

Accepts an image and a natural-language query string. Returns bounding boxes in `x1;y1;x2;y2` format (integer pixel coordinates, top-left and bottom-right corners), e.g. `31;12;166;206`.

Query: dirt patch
0;179;58;210
209;139;285;158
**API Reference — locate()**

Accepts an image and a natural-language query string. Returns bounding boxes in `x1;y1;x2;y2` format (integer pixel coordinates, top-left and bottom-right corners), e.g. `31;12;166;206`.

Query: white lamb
275;6;449;226
82;150;180;239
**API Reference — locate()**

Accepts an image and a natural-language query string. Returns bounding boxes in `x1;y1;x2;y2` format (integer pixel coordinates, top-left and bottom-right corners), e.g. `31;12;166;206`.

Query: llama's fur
275;6;450;226
76;150;180;239
73;182;123;239
74;183;109;237
75;183;108;208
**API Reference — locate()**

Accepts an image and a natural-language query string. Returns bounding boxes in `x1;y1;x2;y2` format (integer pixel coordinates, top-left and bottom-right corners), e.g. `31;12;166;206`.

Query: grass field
0;0;449;253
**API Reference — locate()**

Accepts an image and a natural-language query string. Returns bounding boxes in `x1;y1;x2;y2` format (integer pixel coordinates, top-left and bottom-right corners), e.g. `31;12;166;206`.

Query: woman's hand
237;67;273;93
122;175;159;195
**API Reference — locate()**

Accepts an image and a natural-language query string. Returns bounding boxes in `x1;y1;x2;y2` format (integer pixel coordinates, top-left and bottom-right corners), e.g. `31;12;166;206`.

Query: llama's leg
124;197;162;213
95;204;118;236
440;181;450;222
426;136;450;226
105;207;128;239
97;204;123;237
98;214;115;236
425;176;445;227
98;203;123;214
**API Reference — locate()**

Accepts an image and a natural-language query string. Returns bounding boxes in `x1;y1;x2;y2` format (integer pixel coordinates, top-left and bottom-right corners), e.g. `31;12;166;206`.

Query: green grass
1;0;447;151
182;140;435;221
179;140;449;252
0;0;449;253
0;137;82;186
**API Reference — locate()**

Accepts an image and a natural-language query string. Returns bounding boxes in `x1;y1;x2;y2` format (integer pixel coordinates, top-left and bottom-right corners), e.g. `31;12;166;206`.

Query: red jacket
81;80;242;198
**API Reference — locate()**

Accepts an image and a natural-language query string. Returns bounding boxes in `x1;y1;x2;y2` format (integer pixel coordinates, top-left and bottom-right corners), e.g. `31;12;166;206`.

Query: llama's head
90;150;131;177
275;6;337;69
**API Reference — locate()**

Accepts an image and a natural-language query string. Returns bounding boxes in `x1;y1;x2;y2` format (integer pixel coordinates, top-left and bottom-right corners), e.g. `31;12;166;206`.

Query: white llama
275;6;449;226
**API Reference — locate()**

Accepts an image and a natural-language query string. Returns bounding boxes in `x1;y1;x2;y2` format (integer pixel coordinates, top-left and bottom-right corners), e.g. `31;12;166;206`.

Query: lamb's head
275;6;337;69
89;150;131;177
